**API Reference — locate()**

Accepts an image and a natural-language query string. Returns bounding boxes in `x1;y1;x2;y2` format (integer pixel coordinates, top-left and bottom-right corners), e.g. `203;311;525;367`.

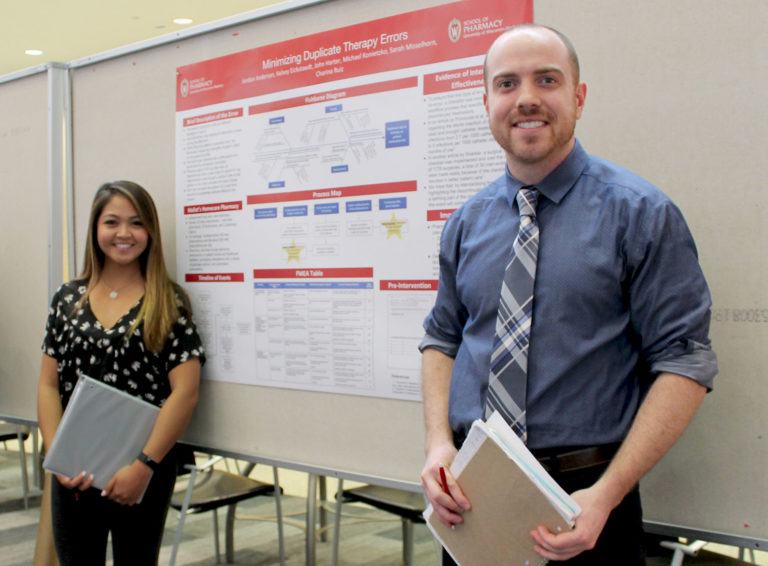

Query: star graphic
381;212;406;239
283;240;304;263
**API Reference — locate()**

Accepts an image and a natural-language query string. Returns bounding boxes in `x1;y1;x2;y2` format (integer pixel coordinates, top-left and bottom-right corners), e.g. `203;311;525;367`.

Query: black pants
442;461;646;566
50;450;178;566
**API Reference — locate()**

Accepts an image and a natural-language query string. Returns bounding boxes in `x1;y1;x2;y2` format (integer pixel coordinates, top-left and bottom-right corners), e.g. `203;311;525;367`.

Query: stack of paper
424;411;581;566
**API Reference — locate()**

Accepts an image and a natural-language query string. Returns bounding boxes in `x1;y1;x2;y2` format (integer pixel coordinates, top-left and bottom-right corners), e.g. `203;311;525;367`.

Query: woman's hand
56;471;94;491
101;461;153;506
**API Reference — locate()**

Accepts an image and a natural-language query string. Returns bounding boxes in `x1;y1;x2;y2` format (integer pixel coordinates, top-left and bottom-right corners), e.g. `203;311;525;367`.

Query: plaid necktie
485;187;540;442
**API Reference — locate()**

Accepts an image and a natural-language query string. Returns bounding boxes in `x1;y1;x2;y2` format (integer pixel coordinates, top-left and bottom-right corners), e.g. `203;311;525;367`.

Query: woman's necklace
100;277;141;299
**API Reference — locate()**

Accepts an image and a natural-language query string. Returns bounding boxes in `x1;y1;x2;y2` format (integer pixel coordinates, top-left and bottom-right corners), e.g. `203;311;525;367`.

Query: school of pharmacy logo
448;18;462;43
180;78;190;98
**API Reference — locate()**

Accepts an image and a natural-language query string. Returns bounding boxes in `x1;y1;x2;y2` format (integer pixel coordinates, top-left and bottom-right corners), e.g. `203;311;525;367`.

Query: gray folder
43;375;160;492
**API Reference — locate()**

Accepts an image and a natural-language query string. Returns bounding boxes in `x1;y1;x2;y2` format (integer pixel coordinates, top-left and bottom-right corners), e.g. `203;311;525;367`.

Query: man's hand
530;483;613;561
421;441;471;527
531;373;707;561
101;461;153;506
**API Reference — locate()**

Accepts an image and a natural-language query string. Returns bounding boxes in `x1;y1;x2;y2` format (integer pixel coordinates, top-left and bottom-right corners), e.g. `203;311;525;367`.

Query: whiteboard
536;0;768;545
0;0;763;547
0;71;50;422
69;0;453;487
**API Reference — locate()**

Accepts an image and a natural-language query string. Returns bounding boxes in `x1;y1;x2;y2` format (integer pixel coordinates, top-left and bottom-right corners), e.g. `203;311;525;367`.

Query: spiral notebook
43;375;160;493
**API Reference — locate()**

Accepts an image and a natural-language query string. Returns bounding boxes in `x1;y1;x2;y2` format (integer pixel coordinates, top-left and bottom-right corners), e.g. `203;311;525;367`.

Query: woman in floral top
38;180;205;566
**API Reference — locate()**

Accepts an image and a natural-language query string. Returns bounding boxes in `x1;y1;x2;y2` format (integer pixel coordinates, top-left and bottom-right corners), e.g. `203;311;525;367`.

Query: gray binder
43;375;160;492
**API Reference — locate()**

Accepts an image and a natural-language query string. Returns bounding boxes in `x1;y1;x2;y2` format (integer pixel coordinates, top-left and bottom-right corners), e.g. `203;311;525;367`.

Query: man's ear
575;82;587;119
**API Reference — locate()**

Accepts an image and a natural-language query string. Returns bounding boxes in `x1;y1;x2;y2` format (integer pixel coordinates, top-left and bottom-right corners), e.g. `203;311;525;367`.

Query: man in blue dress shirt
420;24;717;564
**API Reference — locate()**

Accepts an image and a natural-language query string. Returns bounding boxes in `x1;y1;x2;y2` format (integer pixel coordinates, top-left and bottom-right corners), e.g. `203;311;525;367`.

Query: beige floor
0;437;766;566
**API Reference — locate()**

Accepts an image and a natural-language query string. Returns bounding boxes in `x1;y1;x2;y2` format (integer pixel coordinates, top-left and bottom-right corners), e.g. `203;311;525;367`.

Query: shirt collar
503;139;590;207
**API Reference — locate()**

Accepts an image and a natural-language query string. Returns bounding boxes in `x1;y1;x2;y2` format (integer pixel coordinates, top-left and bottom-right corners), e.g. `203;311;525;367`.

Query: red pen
439;463;455;528
439;464;450;495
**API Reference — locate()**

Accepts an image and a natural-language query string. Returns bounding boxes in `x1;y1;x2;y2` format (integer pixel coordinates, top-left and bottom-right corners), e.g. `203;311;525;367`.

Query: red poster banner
423;66;484;95
380;280;439;291
248;77;418;115
186;273;245;282
176;0;532;111
184;201;243;214
183;108;243;127
247;181;417;205
254;267;374;279
427;209;457;221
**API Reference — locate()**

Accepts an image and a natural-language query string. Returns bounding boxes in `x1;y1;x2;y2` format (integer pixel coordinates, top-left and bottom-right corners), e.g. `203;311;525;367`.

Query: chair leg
306;475;317;566
319;476;328;542
225;463;256;564
224;503;238;563
402;518;414;566
222;467;285;566
273;467;286;566
169;467;198;566
738;547;756;563
212;508;221;563
16;431;29;510
32;427;41;489
331;478;344;566
659;540;707;566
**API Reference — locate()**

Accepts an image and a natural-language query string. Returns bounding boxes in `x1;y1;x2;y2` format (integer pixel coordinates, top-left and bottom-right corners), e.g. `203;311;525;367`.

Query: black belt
452;431;619;474
533;443;620;474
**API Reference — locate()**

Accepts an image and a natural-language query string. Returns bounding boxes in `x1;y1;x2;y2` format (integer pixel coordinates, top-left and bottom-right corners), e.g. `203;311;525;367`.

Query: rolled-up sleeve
421;213;465;356
418;333;459;357
626;197;718;390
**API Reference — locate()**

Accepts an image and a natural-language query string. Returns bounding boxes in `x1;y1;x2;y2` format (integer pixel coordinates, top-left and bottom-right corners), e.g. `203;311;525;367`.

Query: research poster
175;0;531;400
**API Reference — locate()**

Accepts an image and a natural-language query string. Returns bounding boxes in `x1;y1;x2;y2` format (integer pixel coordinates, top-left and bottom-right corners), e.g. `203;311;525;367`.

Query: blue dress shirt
421;140;718;450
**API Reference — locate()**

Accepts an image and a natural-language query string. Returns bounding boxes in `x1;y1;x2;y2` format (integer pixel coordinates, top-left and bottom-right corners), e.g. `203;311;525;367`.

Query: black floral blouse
42;280;205;409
